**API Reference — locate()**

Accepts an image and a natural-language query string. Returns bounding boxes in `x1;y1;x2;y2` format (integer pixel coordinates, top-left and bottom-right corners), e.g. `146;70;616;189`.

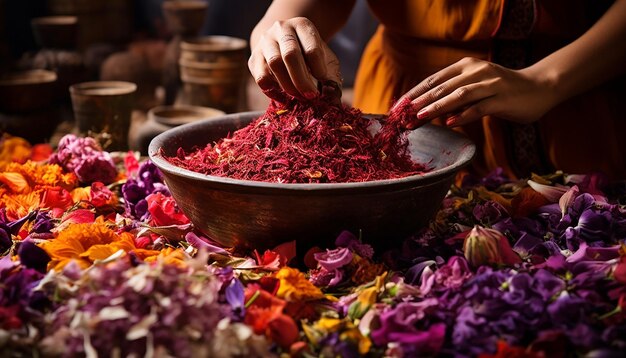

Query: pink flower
145;192;190;226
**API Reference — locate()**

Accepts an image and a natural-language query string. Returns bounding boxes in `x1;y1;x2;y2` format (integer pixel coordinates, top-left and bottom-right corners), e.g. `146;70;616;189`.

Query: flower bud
463;225;521;268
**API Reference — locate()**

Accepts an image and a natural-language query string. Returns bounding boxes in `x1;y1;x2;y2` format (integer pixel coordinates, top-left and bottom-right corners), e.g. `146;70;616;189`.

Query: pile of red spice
164;97;428;183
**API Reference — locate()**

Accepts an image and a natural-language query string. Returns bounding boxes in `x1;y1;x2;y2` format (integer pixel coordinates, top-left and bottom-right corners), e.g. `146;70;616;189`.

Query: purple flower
473;200;509;225
370;300;444;355
122;160;168;220
420;256;472;296
314;247;353;271
532;269;566;301
1;211;34;252
225;278;245;318
335;230;374;259
48;134;117;184
17;240;50;273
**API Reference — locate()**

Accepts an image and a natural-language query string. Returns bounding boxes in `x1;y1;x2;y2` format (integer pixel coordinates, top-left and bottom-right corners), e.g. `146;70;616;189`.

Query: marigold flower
0;172;30;194
40;223;139;271
3;161;77;191
1;192;40;221
275;267;325;302
0;136;31;170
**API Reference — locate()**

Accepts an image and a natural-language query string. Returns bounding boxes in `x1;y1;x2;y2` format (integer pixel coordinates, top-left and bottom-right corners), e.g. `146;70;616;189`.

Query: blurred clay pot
179;36;247;63
70;81;136;151
31;16;78;49
162;1;208;36
132;105;224;154
0;70;58;113
178;36;248;112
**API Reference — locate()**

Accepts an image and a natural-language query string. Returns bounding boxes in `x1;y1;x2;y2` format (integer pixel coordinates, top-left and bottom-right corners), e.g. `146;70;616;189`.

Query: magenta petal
314;247;353;270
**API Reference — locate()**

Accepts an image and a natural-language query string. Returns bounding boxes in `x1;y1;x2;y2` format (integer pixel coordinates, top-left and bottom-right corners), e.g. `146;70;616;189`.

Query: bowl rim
149;111;476;192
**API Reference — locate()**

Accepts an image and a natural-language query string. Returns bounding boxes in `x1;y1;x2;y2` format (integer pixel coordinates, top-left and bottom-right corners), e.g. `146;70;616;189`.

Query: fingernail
446;115;459;127
417;109;429;120
304;91;317;100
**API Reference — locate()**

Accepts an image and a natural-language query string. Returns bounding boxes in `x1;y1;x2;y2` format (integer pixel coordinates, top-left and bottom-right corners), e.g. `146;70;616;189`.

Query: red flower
124;151;139;178
615;255;626;284
39;186;73;215
0;305;22;330
89;182;117;208
266;313;299;349
145;192;190;226
478;340;544;358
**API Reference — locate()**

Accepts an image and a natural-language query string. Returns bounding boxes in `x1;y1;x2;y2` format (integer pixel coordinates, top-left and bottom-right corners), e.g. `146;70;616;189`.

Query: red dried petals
166;98;429;183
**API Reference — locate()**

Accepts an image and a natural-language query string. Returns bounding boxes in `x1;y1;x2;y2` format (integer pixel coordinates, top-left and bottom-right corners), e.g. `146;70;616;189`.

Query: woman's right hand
248;17;343;101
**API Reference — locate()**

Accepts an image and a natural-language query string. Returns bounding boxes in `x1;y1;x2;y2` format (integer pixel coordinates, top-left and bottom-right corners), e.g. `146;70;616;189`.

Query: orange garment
353;0;626;179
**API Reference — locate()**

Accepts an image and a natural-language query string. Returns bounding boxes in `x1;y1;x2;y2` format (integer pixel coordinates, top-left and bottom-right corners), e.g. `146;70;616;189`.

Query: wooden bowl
149;111;475;251
0;70;58;113
31;16;78;49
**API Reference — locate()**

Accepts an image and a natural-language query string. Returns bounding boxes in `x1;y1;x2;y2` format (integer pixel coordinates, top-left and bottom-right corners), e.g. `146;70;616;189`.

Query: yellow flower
142;247;187;268
40;223;136;271
348;272;388;319
275;267;325;302
305;317;372;355
70;186;91;203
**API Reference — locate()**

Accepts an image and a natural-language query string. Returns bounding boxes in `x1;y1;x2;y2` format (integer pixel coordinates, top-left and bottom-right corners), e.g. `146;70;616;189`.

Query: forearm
524;0;626;105
251;0;356;48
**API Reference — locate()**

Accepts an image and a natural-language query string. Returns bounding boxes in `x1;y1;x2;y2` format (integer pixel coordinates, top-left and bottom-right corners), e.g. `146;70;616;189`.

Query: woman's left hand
394;57;558;128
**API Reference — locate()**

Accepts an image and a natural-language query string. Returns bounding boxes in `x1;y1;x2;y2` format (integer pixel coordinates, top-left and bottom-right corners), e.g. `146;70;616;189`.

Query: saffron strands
165;97;428;183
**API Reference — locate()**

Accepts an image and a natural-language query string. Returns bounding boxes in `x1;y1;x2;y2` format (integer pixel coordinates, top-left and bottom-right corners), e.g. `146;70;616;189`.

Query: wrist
521;62;565;111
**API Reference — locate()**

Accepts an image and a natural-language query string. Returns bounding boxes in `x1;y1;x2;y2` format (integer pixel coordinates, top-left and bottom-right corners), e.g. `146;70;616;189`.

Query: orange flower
1;192;40;221
3;161;77;191
0;172;30;194
0;136;31;170
40;223;137;271
275;267;325;302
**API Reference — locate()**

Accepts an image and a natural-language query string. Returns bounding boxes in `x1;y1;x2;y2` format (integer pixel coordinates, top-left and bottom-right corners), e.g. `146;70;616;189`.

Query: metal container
149;111;476;251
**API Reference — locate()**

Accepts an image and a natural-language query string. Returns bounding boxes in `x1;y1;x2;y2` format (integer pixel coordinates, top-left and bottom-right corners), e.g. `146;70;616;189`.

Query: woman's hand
248;17;342;101
394;57;559;128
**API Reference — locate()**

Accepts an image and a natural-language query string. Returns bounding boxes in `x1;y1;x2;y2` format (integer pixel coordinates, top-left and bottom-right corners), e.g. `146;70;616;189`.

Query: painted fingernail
417;109;429;120
304;91;317;100
446;115;459;127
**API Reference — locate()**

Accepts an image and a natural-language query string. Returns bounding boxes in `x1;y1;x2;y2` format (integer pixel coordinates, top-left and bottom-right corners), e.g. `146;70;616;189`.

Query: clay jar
162;0;208;105
29;16;86;103
70;81;136;151
178;36;248;113
31;16;78;49
133;105;224;155
0;70;60;143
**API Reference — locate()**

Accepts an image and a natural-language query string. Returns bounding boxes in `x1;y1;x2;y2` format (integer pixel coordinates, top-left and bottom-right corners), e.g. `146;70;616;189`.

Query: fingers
261;37;301;98
276;26;318;97
249;17;339;100
446;99;497;127
392;57;473;111
248;49;288;102
414;81;497;125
